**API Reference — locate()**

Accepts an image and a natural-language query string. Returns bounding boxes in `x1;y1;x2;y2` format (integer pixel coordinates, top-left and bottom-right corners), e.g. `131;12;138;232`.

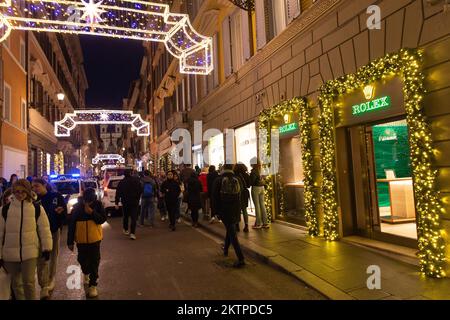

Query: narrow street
51;217;325;300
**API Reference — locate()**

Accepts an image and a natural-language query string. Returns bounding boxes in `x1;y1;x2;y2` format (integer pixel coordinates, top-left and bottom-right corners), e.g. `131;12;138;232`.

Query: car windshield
83;181;97;189
53;181;80;195
107;180;121;189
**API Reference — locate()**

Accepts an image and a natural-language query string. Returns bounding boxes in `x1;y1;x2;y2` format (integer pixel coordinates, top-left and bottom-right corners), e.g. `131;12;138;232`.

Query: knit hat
12;179;34;200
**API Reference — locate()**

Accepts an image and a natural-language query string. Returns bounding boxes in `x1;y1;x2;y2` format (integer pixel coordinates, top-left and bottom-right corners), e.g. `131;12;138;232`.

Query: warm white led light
0;0;213;74
92;154;125;164
55;110;150;137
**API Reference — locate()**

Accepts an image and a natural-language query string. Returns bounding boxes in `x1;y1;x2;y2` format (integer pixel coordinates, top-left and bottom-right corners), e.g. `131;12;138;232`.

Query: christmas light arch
92;153;125;164
55;110;150;137
0;0;213;74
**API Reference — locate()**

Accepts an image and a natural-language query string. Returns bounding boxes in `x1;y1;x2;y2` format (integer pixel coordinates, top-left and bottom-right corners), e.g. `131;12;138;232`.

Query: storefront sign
279;123;299;134
352;96;391;116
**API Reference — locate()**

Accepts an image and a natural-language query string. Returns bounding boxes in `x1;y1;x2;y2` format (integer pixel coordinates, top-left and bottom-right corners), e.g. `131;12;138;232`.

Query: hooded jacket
211;170;241;225
115;176;143;207
0;197;53;262
67;199;106;246
37;191;67;233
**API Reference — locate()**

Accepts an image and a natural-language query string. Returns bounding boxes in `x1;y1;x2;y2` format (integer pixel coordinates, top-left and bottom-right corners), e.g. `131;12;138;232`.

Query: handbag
0;267;11;300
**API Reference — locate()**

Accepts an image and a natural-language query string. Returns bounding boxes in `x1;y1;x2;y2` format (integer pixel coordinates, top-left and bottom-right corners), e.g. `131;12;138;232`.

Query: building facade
1;29;28;179
28;32;89;177
135;0;450;276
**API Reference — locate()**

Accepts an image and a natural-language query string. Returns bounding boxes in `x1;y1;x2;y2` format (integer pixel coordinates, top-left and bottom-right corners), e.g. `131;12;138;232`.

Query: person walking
0;179;53;300
32;178;67;299
7;174;18;189
250;159;269;229
115;169;143;240
156;172;168;221
173;171;183;223
207;165;219;223
67;188;107;299
234;163;251;233
160;171;181;231
212;164;245;268
186;172;202;227
140;170;157;227
198;167;209;220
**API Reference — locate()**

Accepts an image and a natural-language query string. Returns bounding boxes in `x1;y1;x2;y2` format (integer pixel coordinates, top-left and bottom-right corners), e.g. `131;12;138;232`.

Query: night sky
80;35;145;109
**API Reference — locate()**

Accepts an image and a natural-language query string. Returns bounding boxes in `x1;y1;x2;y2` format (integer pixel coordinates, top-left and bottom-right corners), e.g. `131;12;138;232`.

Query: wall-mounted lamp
57;93;65;101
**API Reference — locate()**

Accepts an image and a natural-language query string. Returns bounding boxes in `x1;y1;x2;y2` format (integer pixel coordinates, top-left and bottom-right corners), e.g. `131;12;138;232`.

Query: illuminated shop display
318;48;446;278
55;110;150;137
258;97;318;236
0;0;213;74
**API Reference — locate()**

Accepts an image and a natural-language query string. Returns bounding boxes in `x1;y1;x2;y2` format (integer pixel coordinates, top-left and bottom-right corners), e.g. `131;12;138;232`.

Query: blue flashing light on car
50;174;58;179
72;174;80;178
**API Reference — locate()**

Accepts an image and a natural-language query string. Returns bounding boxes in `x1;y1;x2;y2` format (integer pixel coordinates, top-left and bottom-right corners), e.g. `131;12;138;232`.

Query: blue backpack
142;182;154;198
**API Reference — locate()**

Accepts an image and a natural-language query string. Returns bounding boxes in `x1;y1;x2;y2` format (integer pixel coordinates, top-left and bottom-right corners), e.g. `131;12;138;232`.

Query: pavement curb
187;217;354;300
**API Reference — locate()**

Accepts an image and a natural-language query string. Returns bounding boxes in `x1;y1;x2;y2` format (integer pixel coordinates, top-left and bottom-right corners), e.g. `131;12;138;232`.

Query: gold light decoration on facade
258;97;319;236
318;48;446;277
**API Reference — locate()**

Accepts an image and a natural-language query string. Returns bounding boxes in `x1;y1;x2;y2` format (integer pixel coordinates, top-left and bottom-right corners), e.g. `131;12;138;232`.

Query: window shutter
222;17;232;77
230;10;243;72
240;9;251;62
286;0;301;24
263;0;275;43
3;84;11;120
255;0;266;49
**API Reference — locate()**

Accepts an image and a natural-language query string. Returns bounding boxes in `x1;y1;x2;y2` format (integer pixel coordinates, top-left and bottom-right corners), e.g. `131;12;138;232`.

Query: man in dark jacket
160;171;181;231
211;164;245;268
67;188;106;299
115;170;143;240
140;170;158;227
32;178;67;299
206;165;219;223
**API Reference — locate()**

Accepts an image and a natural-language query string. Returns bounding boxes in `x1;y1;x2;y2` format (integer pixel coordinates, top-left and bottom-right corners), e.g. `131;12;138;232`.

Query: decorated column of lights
258;97;318;235
0;0;213;74
55;110;150;137
92;153;125;164
318;48;446;277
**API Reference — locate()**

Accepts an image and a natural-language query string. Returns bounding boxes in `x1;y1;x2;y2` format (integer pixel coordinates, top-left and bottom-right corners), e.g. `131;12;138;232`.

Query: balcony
166;112;189;132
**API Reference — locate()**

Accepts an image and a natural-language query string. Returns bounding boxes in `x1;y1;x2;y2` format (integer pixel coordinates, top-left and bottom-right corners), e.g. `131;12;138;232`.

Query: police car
50;174;83;214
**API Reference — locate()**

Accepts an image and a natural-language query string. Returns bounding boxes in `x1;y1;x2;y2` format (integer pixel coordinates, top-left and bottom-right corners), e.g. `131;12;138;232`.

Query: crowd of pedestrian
0;160;270;300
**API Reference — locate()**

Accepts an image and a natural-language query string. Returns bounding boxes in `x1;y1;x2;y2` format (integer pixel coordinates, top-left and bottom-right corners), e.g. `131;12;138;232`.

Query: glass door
366;119;418;242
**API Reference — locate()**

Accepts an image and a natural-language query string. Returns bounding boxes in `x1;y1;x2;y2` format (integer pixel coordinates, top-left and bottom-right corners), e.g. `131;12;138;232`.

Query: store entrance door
345;118;418;248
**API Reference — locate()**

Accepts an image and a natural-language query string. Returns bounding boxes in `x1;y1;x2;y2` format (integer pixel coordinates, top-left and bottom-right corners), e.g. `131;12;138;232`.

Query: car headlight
68;198;78;206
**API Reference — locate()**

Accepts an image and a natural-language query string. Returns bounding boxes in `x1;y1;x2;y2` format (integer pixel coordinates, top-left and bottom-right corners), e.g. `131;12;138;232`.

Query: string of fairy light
318;48;446;278
0;0;213;74
55;110;150;137
258;97;319;235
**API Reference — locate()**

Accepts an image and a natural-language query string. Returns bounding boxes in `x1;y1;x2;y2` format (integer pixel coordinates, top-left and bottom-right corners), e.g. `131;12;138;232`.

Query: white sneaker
123;229;130;235
161;216;166;221
48;279;55;291
87;286;98;298
177;218;181;223
130;234;136;240
209;217;216;224
84;274;90;285
40;287;50;300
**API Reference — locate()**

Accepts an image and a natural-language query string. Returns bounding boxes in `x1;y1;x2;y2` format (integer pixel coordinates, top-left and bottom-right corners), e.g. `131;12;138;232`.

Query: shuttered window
222;17;232;77
3;82;11;121
286;0;301;24
255;0;267;49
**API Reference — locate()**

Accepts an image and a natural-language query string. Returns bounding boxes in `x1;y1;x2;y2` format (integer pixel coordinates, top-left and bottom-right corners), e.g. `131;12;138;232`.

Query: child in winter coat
67;188;106;299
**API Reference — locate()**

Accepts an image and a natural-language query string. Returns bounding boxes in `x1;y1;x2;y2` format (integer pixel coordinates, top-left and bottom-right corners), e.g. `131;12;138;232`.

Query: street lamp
57;93;65;101
87;140;92;144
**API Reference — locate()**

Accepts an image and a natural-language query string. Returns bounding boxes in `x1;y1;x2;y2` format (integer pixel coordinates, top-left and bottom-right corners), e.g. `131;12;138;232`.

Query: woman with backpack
187;172;203;228
234;163;251;233
0;179;52;300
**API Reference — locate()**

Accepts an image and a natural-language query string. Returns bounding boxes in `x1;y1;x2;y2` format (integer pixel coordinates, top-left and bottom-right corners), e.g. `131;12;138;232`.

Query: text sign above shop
279;123;299;134
352;96;391;116
335;77;405;128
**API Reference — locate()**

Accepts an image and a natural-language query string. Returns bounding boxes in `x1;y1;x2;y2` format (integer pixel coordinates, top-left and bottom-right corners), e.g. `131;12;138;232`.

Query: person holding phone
67;188;106;299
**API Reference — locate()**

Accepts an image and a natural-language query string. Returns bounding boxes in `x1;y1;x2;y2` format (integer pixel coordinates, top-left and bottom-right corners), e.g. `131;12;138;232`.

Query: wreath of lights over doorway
92;153;125;164
0;0;213;74
55;110;150;137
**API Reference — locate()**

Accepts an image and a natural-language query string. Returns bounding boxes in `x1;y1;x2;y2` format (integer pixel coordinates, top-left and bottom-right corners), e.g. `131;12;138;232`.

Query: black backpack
220;175;241;203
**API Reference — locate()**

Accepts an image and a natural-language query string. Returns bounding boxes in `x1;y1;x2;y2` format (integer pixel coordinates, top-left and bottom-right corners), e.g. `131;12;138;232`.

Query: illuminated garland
92;153;125;164
318;48;446;277
55;110;150;137
0;0;213;74
258;97;318;235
